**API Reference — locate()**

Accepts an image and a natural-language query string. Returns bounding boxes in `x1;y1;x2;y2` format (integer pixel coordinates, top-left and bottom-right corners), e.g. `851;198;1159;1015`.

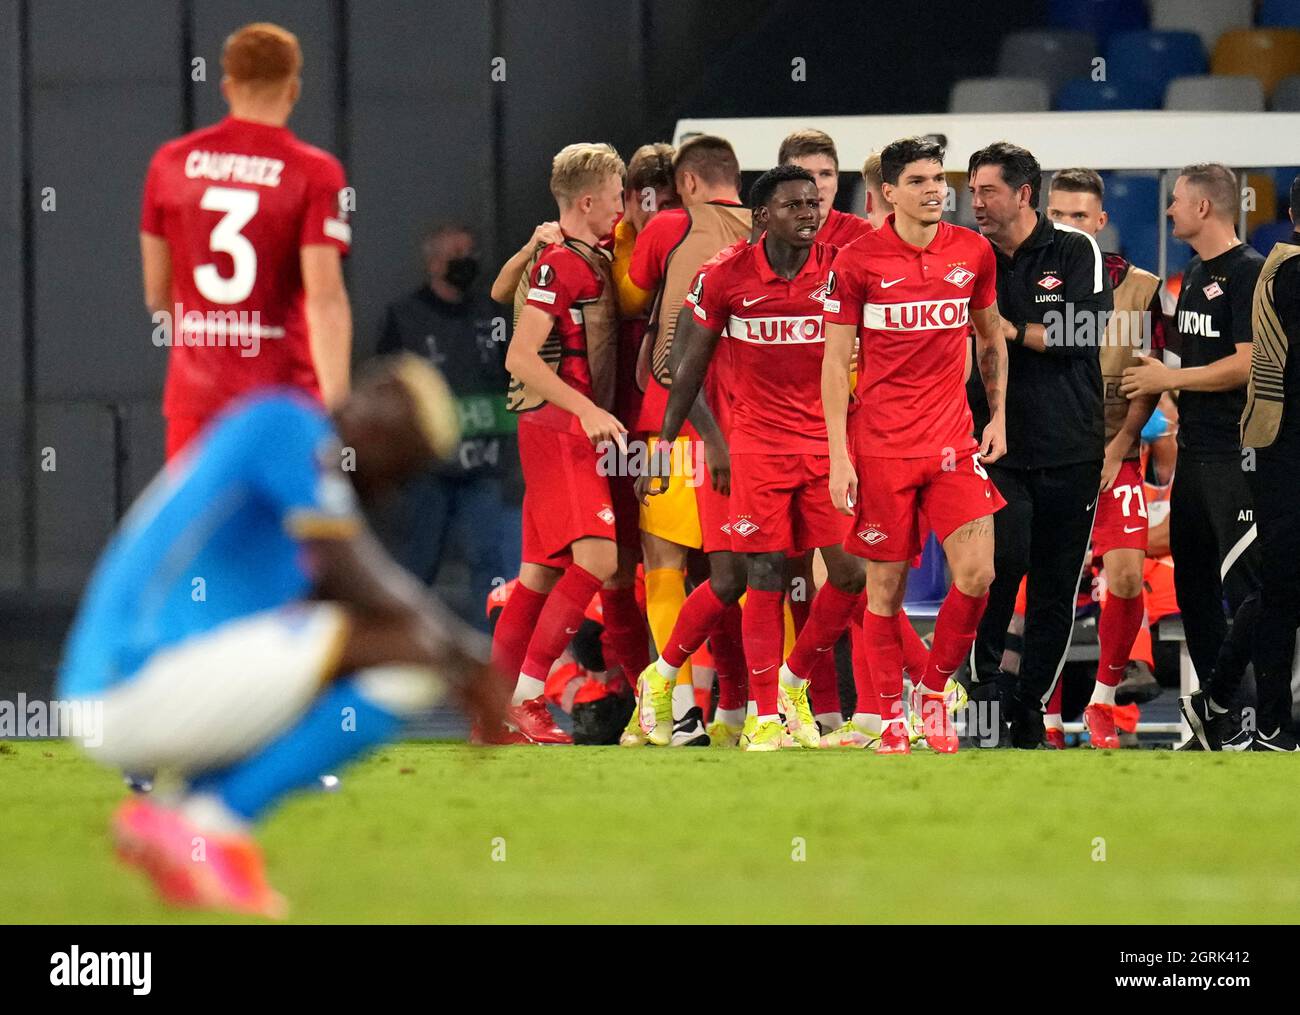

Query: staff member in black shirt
1233;177;1300;751
1121;164;1263;749
967;142;1113;748
376;223;517;630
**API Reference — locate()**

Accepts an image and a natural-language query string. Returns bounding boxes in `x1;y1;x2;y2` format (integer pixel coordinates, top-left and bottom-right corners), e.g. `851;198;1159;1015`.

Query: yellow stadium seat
1212;28;1300;98
1245;173;1278;235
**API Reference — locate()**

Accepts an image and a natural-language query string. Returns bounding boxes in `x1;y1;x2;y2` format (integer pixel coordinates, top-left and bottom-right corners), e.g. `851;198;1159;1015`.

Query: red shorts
729;452;850;553
847;449;1004;561
696;460;733;553
519;422;615;566
1092;458;1149;556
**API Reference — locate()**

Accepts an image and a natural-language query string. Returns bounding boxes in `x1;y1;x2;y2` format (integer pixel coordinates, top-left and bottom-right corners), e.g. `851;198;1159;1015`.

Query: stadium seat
1163;75;1264;111
1250;218;1295;256
1048;0;1148;48
1270;73;1300;108
949;76;1050;113
997;30;1097;97
1104;30;1207;94
1055;76;1163;110
1150;0;1252;55
1244;172;1279;234
1259;0;1300;30
1272;165;1300;205
1212;28;1300;98
1103;173;1162;274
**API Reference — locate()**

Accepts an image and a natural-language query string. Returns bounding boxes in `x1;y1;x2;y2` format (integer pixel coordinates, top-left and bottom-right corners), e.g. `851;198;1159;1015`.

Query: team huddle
485;127;1169;756
53;19;1298;917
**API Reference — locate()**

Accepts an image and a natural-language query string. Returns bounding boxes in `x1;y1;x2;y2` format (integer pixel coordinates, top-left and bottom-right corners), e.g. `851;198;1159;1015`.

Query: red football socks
1097;591;1145;687
785;584;861;680
491;582;548;686
863;609;905;719
520;565;604;684
660;581;729;670
712;602;749;711
743;588;785;716
598;585;649;682
850;617;878;716
921;586;988;692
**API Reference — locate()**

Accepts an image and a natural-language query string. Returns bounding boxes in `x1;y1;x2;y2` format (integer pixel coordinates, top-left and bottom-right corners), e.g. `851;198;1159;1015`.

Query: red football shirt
521;242;605;435
693;237;837;456
141;116;350;421
818;208;873;247
684;238;749;438
824;216;997;458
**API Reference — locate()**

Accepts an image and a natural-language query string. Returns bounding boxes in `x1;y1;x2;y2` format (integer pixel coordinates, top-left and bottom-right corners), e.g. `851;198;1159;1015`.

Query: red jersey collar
753;232;822;284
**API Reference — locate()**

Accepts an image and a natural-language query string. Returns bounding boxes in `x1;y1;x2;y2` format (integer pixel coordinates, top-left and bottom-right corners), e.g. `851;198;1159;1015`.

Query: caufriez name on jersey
726;314;824;344
864;298;969;331
185;149;285;187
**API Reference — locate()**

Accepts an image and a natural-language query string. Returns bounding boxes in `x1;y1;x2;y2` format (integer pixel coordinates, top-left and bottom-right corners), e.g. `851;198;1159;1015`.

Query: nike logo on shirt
1123;525;1144;534
741;295;771;307
880;277;907;288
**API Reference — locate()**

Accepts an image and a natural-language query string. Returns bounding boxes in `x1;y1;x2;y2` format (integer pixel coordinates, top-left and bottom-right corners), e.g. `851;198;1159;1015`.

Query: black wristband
1011;321;1027;346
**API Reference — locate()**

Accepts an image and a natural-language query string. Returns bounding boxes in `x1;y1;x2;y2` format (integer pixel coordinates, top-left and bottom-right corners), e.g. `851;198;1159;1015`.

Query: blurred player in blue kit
58;354;503;917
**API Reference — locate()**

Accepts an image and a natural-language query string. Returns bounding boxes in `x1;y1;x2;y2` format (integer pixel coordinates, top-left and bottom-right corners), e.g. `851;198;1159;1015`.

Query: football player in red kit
488;142;628;744
823;136;1009;755
140;22;352;459
647;165;867;751
778;129;873;247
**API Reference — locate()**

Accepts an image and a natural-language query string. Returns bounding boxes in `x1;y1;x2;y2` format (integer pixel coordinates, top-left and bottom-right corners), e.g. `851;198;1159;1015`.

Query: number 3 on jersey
194;186;258;304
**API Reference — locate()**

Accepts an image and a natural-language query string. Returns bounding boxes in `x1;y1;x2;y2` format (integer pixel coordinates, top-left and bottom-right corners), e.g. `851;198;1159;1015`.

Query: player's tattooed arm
822;321;857;515
971;303;1008;463
507;305;627;447
140;233;172;315
490;223;563;303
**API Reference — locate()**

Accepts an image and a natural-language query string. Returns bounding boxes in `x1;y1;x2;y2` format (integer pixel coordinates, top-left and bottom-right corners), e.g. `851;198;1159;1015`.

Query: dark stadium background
0;0;1041;702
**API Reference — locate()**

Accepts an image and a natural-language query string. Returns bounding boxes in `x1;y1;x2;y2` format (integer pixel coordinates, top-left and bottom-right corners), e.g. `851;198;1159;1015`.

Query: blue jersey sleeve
234;394;361;540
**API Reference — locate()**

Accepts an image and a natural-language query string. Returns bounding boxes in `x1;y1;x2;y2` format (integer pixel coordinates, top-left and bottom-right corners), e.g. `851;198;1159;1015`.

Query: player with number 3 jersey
140;22;352;459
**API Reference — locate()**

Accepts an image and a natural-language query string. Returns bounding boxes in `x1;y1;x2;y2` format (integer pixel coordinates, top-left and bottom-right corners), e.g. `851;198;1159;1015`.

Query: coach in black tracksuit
966;143;1112;748
1121;165;1263;749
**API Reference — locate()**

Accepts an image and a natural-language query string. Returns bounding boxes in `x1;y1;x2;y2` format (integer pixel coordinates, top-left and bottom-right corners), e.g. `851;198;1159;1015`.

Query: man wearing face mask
376;224;516;629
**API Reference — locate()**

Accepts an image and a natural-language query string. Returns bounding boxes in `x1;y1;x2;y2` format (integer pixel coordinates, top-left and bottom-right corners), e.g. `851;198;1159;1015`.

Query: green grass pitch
2;739;1297;923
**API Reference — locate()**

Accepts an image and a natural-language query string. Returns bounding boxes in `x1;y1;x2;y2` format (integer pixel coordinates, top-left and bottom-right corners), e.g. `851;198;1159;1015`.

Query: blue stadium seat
1250;218;1295;255
1273;166;1300;206
903;532;948;617
1259;0;1300;29
1049;0;1148;48
1056;76;1163;109
1104;30;1207;93
1104;174;1161;274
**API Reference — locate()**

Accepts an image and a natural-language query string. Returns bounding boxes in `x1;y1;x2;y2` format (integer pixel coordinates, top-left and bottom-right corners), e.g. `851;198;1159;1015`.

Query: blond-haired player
486;143;628;744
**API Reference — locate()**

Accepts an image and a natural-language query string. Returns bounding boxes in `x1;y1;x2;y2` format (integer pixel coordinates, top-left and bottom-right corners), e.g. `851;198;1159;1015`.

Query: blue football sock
188;678;401;822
